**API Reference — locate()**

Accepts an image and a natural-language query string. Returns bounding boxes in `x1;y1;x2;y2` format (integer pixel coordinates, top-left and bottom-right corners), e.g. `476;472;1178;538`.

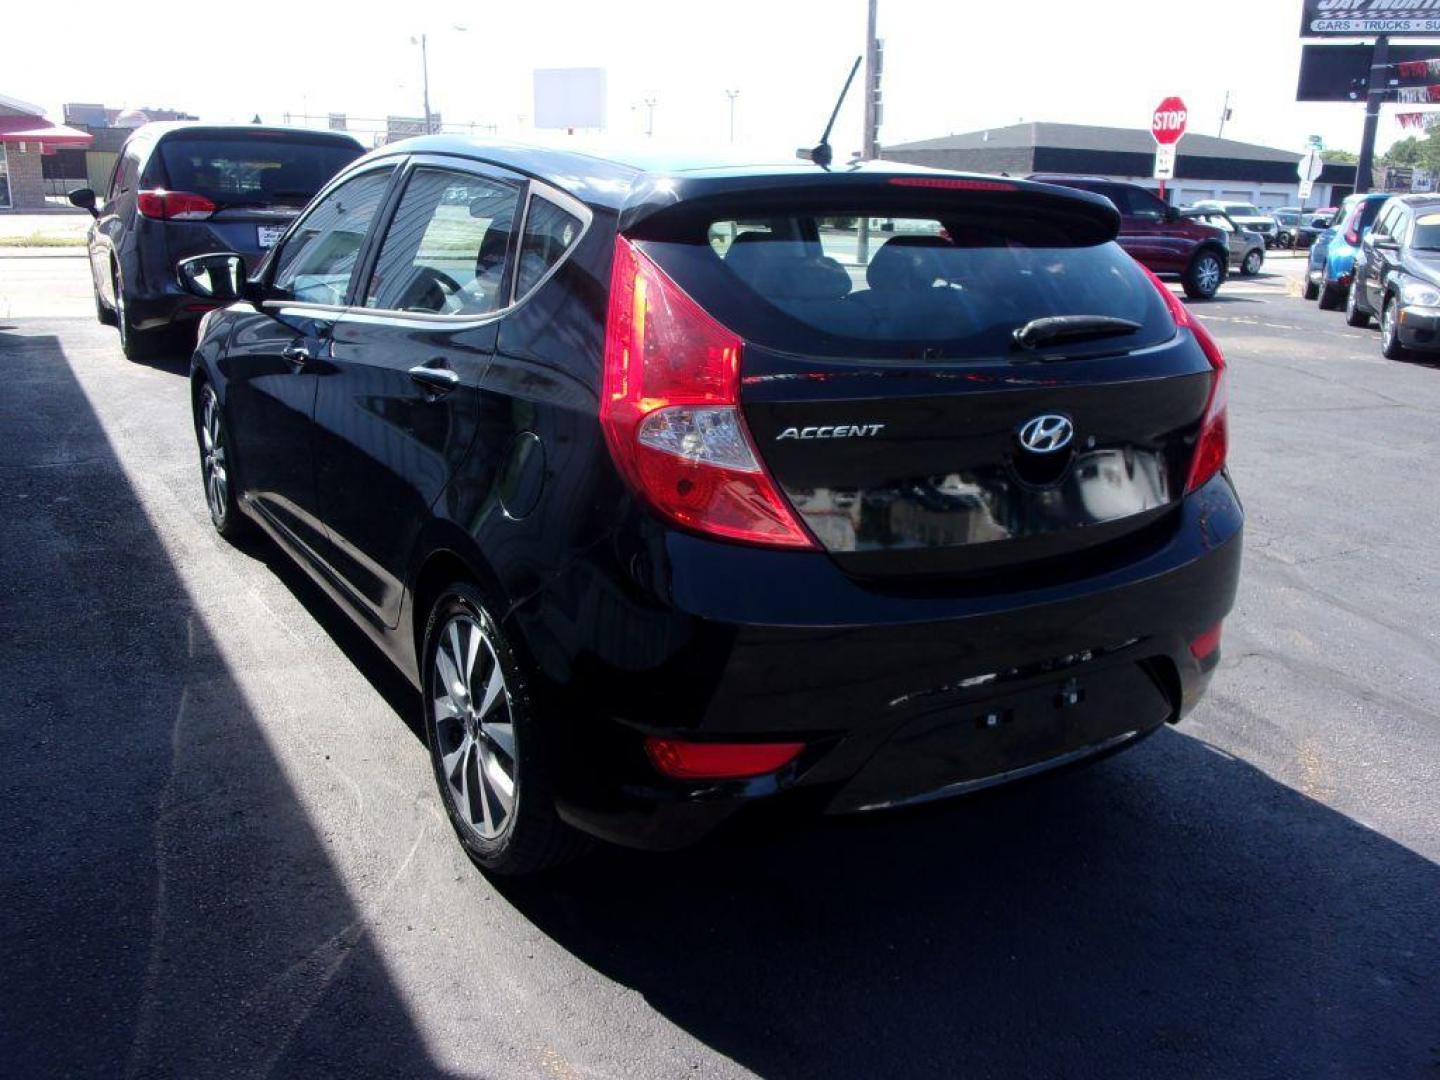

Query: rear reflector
644;737;805;780
1189;622;1223;660
137;189;216;221
601;235;815;548
1138;263;1228;493
887;176;1017;192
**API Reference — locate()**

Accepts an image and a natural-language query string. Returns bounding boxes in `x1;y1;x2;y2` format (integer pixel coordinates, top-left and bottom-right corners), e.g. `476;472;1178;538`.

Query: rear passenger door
317;159;524;627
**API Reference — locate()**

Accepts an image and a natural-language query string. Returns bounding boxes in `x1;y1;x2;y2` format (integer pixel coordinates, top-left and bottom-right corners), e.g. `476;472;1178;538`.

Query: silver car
1188;210;1265;276
1192;200;1279;247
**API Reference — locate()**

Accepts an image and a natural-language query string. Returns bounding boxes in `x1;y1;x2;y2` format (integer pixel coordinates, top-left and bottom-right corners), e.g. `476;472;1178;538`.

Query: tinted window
648;214;1173;361
271;168;393;306
1122;187;1168;221
1410;210;1440;249
515;197;583;298
156;134;362;208
364;168;519;315
1359;198;1389;231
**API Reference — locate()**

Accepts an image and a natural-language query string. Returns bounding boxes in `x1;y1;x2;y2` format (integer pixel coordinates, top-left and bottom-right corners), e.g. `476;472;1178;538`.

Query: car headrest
475;224;511;278
724;235;851;301
866;235;954;292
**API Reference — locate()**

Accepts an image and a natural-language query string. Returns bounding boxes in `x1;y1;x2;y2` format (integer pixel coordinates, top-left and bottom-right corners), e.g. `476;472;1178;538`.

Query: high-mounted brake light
887;176;1017;192
644;737;805;780
1138;263;1228;494
600;235;815;548
137;189;216;221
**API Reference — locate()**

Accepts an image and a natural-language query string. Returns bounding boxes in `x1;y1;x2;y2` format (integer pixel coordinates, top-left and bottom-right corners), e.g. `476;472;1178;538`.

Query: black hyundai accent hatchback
181;137;1242;874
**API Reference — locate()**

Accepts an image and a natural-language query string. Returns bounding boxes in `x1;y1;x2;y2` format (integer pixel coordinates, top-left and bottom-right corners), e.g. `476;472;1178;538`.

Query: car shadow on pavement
502;708;1440;1076
0;327;453;1078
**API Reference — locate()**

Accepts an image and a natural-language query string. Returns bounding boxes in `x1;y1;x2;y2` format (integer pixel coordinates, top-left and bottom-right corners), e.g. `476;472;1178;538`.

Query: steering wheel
397;266;466;313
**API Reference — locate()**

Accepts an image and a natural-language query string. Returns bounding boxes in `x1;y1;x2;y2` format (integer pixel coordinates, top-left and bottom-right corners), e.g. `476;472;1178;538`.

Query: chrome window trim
344;176;593;329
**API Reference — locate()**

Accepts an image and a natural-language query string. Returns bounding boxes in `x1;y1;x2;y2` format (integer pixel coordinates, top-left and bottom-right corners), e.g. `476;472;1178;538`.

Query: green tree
1322;149;1359;163
1384;137;1423;166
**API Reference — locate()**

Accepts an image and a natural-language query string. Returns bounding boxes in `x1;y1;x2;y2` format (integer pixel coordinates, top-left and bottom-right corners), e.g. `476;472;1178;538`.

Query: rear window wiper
1012;315;1142;353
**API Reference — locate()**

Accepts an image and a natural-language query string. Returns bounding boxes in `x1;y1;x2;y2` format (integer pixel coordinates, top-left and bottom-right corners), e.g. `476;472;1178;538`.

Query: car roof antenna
798;55;862;170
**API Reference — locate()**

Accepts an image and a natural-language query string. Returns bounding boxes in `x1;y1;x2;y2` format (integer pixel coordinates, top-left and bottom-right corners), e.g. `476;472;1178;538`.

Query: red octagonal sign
1152;97;1188;145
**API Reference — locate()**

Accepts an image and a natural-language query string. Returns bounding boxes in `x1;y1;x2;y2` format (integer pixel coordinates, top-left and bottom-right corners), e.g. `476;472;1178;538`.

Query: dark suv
179;140;1242;875
70;123;363;360
1347;194;1440;358
1030;175;1231;299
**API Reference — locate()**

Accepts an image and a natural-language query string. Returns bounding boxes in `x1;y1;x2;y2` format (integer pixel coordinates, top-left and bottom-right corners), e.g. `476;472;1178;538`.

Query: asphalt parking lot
1;252;1437;1078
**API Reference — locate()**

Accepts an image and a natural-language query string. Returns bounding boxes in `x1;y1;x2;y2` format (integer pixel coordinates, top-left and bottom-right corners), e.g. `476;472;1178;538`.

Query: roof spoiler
620;171;1121;247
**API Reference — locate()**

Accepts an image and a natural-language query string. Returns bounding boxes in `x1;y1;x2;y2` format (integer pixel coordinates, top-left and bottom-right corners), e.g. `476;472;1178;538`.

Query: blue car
1307;192;1391;309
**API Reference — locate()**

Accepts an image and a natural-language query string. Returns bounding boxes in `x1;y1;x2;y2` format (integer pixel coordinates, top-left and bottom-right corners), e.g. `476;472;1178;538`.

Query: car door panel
315;162;522;628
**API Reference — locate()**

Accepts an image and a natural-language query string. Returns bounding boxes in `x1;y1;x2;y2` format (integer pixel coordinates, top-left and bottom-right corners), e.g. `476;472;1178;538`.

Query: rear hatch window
644;214;1173;362
152;133;363;210
635;189;1214;580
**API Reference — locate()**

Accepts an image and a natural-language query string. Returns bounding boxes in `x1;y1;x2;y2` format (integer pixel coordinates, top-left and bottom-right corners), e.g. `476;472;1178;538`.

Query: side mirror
1164;205;1180;222
177;253;250;302
68;187;98;217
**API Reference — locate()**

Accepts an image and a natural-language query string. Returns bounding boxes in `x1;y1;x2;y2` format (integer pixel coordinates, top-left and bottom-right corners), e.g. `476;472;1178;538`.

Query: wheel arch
408;527;513;682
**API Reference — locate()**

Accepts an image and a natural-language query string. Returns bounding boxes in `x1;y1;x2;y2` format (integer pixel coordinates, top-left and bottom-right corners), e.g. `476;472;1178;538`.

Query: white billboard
533;68;607;130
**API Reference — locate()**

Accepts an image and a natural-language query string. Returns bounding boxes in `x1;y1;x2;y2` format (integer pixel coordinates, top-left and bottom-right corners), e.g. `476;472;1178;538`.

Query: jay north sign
1302;0;1440;36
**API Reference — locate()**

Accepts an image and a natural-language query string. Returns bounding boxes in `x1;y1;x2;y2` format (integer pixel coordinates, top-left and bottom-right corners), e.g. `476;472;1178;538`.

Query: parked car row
1305;190;1440;360
67;126;1241;875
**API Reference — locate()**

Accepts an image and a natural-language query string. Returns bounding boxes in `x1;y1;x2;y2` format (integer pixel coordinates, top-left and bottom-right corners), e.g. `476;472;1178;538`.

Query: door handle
281;342;312;367
408;365;461;397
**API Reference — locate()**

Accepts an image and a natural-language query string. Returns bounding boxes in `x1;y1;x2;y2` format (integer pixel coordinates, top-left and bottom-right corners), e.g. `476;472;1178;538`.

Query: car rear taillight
644;737;805;780
137;189;216;221
600;235;815;548
1189;622;1223;660
1343;206;1364;246
1139;264;1228;494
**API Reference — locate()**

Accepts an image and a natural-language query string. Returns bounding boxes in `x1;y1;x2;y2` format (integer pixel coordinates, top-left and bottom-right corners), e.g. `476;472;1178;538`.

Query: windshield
1223;204;1262;217
156;134;363;209
642;213;1173;361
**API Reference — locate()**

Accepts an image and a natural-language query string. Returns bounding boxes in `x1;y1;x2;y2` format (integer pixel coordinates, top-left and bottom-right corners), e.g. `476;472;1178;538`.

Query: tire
1240;249;1263;277
113;265;164;362
1182;250;1225;300
1344;282;1371;327
1318;281;1345;310
422;584;587;876
194;381;250;541
1276;231;1292;249
1303;279;1320;301
1381;295;1410;360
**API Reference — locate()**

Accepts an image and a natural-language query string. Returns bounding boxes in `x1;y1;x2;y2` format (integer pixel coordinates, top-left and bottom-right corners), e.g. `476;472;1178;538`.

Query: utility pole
419;33;432;134
726;89;740;143
1355;35;1390;195
1217;90;1232;138
857;0;881;265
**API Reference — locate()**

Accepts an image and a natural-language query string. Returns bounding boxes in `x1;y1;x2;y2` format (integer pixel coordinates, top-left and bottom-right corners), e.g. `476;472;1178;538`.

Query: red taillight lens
1343;205;1363;246
601;235;815;548
644;737;805;780
1189;622;1223;660
137;189;216;221
1138;263;1228;494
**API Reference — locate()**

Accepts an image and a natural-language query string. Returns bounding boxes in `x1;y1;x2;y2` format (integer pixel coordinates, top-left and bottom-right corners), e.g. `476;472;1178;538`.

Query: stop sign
1152;97;1188;145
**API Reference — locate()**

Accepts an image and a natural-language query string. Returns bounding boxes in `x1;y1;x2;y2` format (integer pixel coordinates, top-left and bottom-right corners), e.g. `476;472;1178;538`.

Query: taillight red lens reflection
644;737;805;780
1189;622;1223;660
137;190;216;221
1137;263;1229;494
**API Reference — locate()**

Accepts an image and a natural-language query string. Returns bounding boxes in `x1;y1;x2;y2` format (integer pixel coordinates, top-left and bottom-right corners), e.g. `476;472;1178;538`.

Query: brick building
0;93;93;211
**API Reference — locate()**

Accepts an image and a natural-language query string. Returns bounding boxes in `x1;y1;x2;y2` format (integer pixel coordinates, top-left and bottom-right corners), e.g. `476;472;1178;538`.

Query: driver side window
1125;188;1168;222
271;168;394;306
364;168;520;316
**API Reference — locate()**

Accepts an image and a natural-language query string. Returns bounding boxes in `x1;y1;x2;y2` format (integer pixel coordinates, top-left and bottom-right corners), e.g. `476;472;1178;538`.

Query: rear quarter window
645;213;1172;362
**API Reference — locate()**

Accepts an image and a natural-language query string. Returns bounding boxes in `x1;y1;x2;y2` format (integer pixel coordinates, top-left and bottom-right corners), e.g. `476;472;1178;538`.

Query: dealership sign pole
1152;96;1188;200
1297;147;1325;209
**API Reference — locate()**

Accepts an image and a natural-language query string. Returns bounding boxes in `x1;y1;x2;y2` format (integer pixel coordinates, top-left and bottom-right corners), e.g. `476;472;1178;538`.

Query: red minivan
1030;175;1231;299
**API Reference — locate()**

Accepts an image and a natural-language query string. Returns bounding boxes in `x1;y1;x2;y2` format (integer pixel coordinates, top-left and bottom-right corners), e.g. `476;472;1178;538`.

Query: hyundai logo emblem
1017;414;1074;454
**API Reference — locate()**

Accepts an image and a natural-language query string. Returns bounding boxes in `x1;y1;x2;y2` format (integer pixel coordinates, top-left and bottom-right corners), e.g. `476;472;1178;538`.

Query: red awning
0;118;93;147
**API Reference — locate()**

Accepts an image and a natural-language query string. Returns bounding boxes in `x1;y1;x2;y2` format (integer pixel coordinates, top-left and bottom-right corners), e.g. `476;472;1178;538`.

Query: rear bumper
518;473;1243;850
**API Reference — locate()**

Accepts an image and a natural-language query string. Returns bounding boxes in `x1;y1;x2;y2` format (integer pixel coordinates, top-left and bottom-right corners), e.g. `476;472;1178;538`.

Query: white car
1192;200;1279;248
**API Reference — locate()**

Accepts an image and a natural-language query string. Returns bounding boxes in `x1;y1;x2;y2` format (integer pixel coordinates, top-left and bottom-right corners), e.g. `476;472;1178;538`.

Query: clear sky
5;0;1426;160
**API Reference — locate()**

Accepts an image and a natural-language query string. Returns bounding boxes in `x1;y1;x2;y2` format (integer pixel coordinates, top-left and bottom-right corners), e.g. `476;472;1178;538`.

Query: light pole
411;26;467;135
642;97;658;137
726;89;740;143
